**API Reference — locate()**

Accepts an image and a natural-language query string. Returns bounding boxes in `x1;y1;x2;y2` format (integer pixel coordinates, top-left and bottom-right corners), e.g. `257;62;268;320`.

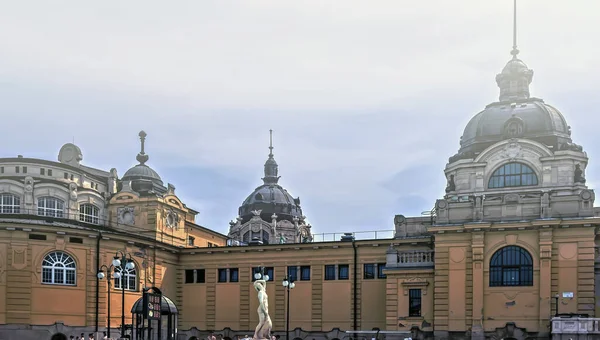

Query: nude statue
253;279;272;340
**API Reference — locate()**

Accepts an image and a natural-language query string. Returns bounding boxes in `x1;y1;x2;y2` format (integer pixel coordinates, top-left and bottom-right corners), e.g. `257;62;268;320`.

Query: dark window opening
378;263;387;279
48;169;53;176
409;289;422;317
287;266;297;281
489;245;533;287
186;269;205;283
22;166;27;173
489;162;538;188
29;234;47;240
69;237;83;244
40;168;45;175
229;268;239;282
324;265;335;280
300;266;311;281
364;264;375;279
338;264;349;280
218;268;227;283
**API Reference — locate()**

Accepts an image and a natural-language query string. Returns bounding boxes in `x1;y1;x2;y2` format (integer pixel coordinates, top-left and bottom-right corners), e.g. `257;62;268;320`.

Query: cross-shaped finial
268;129;274;156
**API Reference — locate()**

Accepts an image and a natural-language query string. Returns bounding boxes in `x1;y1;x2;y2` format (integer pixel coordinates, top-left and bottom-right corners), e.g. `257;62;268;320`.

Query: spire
136;130;149;165
495;0;533;102
511;0;519;59
262;129;280;184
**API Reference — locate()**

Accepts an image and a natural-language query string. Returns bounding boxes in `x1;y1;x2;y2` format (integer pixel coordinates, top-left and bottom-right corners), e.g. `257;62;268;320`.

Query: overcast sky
1;1;599;236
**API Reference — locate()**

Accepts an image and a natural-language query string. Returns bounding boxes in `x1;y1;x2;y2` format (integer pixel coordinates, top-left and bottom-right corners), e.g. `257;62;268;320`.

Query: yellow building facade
1;16;600;340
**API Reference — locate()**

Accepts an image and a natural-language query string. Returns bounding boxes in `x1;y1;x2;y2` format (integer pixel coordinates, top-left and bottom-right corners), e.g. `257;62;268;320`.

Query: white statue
253;279;272;340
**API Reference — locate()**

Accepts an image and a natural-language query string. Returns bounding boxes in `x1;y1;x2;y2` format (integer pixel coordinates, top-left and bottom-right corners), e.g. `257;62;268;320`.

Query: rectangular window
70;174;74;180
338;264;349;280
15;167;19;173
324;265;336;280
64;172;68;179
0;167;3;173
185;269;194;284
409;289;422;317
186;269;205;283
300;266;311;281
218;268;227;283
188;236;195;246
40;168;45;175
69;237;83;244
48;169;52;176
208;242;214;247
229;268;239;282
252;267;274;281
287;266;298;281
378;263;387;279
363;264;375;279
29;234;47;240
196;269;206;283
22;166;27;173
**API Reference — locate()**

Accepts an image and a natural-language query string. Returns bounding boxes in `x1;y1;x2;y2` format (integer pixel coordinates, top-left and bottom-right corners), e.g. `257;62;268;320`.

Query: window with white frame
0;194;20;214
42;251;76;285
79;204;99;224
114;266;137;291
37;197;65;218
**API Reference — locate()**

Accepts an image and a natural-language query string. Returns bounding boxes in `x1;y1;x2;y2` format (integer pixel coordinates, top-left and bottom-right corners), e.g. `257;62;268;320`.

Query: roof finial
136;130;149;165
510;0;519;58
269;129;274;157
262;129;280;184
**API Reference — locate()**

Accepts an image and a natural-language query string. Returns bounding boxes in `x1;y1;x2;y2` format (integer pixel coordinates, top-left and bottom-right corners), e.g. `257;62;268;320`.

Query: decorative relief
505;234;518;245
559;243;577;260
449;248;465;263
164;208;179;229
12;247;27;270
501;142;524;161
117;207;135;225
55;236;66;250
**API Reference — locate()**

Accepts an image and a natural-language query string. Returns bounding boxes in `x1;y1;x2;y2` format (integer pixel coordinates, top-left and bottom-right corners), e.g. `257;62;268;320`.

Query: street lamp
113;251;135;339
553;294;560;317
97;264;117;339
254;266;270;282
282;276;295;340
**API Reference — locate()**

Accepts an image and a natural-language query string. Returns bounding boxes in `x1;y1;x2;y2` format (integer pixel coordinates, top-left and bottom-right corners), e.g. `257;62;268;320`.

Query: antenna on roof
511;0;519;59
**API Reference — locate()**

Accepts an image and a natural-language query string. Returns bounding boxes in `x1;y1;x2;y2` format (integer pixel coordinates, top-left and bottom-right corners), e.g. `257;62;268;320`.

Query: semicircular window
488;162;538;188
489;246;533;287
42;251;76;285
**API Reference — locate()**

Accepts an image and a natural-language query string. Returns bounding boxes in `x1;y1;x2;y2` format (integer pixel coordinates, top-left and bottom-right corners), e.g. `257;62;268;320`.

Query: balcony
386;249;434;269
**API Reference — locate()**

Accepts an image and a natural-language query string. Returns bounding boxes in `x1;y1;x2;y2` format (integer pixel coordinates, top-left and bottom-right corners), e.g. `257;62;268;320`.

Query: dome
459;99;571;155
120;131;166;194
239;183;303;223
131;295;178;315
122;164;163;185
450;51;575;160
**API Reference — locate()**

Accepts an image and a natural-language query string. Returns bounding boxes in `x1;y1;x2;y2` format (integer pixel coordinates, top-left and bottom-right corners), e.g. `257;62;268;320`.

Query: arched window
37;197;65;218
489;246;533;287
79;204;99;224
0;194;20;214
114;266;137;291
488;162;538;188
42;251;76;285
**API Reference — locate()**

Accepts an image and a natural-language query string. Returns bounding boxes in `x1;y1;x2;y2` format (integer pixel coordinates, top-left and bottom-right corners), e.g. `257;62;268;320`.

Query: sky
1;1;599;236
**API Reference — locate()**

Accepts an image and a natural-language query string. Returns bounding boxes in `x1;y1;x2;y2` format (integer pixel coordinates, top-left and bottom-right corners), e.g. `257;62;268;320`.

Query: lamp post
282;276;295;340
97;264;115;339
113;251;136;339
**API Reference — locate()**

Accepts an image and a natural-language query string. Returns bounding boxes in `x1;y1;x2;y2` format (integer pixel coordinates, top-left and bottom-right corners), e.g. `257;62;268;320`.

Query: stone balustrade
552;316;600;339
386;249;435;268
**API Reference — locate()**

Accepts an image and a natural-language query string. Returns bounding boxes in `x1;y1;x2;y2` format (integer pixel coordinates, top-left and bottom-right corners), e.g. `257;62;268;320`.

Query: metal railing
311;230;395;242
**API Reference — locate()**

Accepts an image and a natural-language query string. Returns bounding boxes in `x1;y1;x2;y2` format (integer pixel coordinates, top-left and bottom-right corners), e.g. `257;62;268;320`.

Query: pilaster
470;232;485;340
538;228;553;330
